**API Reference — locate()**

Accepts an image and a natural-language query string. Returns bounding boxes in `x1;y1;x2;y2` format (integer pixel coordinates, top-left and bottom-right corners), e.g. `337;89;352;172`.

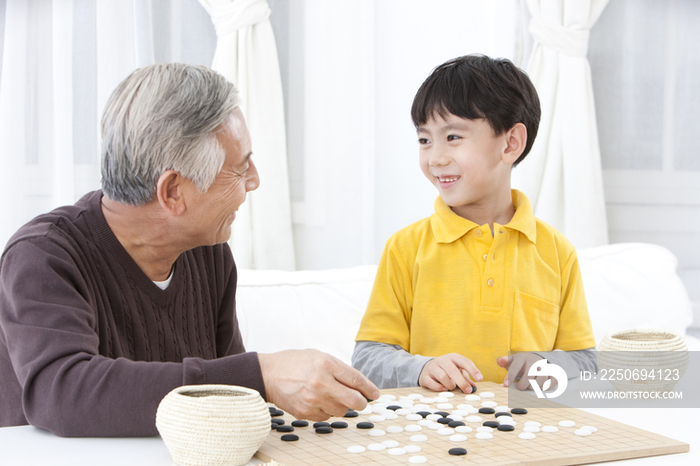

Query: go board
255;382;688;465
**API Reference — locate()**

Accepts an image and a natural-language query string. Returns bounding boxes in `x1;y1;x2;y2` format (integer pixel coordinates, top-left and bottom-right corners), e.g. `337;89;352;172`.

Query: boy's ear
502;123;527;165
155;170;187;216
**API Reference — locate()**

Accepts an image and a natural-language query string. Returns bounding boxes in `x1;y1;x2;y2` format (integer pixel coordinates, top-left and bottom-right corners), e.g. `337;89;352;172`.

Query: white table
1;408;695;465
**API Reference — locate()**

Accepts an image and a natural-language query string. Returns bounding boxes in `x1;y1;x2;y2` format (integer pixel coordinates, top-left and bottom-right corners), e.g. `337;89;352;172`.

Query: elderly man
0;64;379;437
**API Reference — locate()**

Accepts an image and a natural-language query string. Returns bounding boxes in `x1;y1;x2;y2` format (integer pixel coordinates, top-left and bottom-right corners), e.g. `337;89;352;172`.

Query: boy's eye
418;138;430;145
447;134;461;141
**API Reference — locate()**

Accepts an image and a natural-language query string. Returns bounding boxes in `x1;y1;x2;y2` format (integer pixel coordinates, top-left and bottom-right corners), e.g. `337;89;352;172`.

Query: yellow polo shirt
356;190;595;383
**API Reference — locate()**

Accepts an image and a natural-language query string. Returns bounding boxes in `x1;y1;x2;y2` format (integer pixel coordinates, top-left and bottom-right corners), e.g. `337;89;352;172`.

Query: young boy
352;55;596;393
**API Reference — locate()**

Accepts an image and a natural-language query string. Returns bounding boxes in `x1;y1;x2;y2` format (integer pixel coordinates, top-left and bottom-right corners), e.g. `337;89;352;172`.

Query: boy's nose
429;150;450;167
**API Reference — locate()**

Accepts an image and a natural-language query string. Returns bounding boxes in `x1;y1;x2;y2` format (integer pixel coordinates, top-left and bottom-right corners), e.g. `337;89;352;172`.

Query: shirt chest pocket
510;291;560;352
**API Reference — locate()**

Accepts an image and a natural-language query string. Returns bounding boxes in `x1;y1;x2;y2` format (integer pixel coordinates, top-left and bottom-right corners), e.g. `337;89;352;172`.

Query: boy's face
417;113;513;219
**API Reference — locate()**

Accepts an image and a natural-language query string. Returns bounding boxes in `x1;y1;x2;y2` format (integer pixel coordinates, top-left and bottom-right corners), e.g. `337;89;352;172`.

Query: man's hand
258;349;380;421
418;353;482;393
497;353;552;391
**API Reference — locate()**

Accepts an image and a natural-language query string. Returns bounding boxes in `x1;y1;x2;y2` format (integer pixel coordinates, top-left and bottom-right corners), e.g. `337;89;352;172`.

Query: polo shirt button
483;254;488;261
487;278;495;287
475;229;483;237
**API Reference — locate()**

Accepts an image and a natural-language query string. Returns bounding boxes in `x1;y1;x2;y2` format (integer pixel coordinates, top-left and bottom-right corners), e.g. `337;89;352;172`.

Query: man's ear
502;123;527;165
155;170;187;216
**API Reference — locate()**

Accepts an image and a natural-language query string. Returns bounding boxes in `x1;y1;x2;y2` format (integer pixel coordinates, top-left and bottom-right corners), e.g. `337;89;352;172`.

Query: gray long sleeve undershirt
352;341;598;389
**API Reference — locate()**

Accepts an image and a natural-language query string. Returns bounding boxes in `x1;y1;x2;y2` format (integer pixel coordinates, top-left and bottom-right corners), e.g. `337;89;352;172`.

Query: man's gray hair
101;63;239;205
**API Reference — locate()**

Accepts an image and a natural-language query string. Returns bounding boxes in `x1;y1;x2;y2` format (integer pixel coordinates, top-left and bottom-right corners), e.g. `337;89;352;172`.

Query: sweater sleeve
0;236;263;437
352;341;432;389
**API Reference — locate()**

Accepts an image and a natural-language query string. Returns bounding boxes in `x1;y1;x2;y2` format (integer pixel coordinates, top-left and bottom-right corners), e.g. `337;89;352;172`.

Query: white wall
282;0;519;270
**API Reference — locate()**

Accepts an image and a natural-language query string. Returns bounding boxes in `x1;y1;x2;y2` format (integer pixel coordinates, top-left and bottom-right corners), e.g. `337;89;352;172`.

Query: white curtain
0;0;218;252
198;0;296;270
512;0;610;249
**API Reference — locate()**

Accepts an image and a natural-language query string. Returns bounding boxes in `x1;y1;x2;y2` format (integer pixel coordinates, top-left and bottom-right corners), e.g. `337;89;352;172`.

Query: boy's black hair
411;54;541;166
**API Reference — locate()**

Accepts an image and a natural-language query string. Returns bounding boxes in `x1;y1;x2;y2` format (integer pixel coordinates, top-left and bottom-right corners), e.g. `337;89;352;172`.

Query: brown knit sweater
0;190;265;437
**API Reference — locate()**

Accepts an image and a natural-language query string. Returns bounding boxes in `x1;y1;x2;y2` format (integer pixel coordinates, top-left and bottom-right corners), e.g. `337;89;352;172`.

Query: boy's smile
417;113;519;225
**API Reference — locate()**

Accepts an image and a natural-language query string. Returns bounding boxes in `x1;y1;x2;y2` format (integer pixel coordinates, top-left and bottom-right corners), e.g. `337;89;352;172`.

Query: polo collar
430;189;537;244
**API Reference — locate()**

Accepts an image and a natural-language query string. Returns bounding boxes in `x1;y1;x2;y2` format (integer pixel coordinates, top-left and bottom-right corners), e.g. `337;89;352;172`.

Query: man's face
187;107;259;245
417;113;510;218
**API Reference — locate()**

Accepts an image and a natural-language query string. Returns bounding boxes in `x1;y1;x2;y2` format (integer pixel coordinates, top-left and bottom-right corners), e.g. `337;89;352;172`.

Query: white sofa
236;242;699;363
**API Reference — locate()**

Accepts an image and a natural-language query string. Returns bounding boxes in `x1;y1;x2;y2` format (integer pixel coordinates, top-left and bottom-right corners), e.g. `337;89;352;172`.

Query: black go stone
270;423;277;430
483;421;499;428
437;418;451;425
479;407;495;415
435;411;450;417
449;447;468;456
356;422;374;429
495;412;512;418
313;422;330;428
271;418;285;425
511;408;528;415
280;434;299;442
315;426;334;434
344;409;359;418
416;411;431;418
470;385;478;393
448;421;466;428
386;405;402;411
497;424;515;432
269;407;285;417
291;420;309;428
276;425;294;433
330;421;348;429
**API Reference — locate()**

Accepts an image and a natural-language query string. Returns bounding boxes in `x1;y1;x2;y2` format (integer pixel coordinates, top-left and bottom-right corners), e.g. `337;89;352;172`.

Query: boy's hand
497;353;554;391
419;353;482;393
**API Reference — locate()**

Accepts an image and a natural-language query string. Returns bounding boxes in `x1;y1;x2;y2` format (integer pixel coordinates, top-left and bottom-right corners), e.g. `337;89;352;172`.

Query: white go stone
417;420;433;427
437;403;454;410
409;456;428;464
465;416;483;423
575;429;592;436
405;424;422;432
480;401;497;408
408;393;423;400
581;426;598;433
420;397;435;404
480;391;496;398
523;426;540;433
410;434;428;442
541;426;559;433
384;411;399;420
358;407;372;415
406;414;423;421
427;422;442;430
495;406;510;412
368;429;386;437
559;420;576;428
477;426;493;433
475;432;493;440
456;404;472;411
367;443;386;451
426;414;442;422
413;404;431;412
382;440;400;448
437;428;455;436
369;415;385;423
498;417;516;426
396;408;412;416
378;394;396;402
372;403;388;413
524;421;542;427
388;448;407;456
433;396;449;403
452;409;470;417
519;432;537;440
386;426;404;433
455;426;473;433
442;392;455;398
466;407;480;414
465;394;481;401
447;414;463;422
449;434;468;442
404;445;422;453
347;445;366;453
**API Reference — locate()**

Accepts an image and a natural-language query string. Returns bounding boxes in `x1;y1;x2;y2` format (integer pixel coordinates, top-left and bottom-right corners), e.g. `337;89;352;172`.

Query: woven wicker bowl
597;329;689;392
156;385;270;466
